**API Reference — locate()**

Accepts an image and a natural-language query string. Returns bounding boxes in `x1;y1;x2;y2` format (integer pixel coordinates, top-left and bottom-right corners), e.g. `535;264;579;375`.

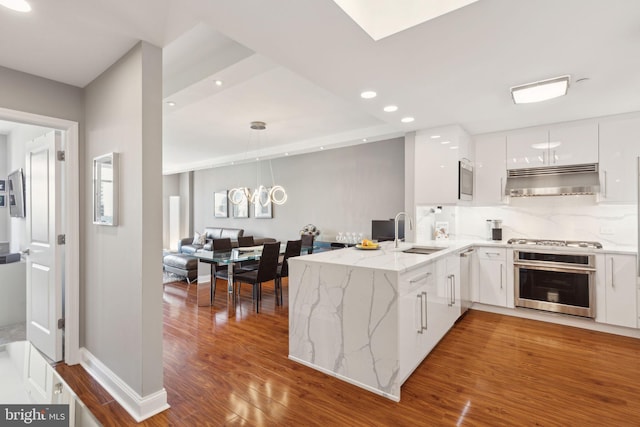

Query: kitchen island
288;240;471;401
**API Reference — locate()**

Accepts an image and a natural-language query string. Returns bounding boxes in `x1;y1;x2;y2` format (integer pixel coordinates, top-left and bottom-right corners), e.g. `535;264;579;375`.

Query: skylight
332;0;479;41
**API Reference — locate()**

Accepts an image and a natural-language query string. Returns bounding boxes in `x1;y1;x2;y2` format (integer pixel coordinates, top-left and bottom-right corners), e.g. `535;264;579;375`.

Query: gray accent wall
188;138;405;243
84;42;164;397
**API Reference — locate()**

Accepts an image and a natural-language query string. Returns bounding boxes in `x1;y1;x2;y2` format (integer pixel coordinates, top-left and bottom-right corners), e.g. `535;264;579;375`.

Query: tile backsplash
417;197;637;248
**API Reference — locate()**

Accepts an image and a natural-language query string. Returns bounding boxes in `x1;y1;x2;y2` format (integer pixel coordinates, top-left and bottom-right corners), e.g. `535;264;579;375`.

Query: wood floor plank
56;278;640;426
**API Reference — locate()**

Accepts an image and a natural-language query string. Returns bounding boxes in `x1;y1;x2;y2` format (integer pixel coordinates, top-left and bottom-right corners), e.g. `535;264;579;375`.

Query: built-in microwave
458;160;473;200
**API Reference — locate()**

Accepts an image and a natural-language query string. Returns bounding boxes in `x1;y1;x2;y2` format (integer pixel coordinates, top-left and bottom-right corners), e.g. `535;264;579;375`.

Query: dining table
192;243;315;316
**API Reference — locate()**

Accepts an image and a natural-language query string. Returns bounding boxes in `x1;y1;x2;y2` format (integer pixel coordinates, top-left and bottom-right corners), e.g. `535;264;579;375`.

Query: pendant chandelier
228;121;288;206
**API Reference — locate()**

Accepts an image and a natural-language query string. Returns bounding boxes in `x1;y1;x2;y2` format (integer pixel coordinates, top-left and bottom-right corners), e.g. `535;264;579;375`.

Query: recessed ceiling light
0;0;31;12
166;101;176;107
360;91;377;99
430;135;441;139
362;138;368;142
214;80;223;86
440;140;451;145
320;146;325;150
510;75;570;104
285;152;289;156
449;146;459;150
383;105;398;112
401;117;415;123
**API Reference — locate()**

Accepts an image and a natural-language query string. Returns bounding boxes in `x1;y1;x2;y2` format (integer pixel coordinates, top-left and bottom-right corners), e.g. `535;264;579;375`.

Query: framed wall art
0;179;5;192
214;190;228;218
0;194;5;208
232;197;249;218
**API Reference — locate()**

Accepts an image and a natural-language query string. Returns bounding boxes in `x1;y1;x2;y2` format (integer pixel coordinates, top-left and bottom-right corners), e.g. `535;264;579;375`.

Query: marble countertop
293;239;638;273
293;240;473;273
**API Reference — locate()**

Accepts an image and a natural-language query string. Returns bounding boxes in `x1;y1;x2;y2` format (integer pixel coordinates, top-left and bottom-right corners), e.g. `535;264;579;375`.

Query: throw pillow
192;232;206;246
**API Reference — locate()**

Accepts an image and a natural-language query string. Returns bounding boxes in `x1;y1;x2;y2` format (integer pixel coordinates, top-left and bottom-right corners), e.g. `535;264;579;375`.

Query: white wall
83;41;164;403
189;138;405;242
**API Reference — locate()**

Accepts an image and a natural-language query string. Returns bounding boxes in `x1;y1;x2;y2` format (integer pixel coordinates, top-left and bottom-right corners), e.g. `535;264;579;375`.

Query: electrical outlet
599;226;614;235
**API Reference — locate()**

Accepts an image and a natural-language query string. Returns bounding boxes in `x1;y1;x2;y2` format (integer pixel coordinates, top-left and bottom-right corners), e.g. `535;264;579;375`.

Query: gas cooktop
506;238;603;249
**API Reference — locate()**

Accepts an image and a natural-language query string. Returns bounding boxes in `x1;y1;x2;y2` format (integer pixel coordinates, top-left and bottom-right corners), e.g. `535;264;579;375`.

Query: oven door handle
513;261;596;273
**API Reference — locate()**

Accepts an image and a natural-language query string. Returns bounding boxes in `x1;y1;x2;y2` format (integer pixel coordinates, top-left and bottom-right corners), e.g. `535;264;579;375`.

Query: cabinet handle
500;264;503;289
611;257;615;289
422;291;428;331
603;170;607;199
452;275;456;305
447;274;454;306
417;294;423;333
553;150;557;164
485;252;501;256
500;177;503;202
410;272;431;284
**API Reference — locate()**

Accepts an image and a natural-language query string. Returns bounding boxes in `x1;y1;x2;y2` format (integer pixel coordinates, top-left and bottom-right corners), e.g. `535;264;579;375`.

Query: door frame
0;107;80;365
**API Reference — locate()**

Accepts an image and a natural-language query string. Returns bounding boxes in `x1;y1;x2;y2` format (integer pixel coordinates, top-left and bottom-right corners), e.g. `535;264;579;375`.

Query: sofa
178;227;245;254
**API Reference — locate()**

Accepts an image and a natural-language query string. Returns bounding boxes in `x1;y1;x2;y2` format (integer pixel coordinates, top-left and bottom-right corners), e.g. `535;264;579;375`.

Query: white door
25;130;63;362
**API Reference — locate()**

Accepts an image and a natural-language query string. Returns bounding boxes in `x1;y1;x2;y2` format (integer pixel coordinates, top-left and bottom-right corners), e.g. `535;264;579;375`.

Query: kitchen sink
402;246;445;255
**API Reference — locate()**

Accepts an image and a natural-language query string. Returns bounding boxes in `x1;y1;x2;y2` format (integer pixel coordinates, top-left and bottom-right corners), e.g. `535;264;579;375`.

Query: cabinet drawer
476;247;506;260
399;263;435;295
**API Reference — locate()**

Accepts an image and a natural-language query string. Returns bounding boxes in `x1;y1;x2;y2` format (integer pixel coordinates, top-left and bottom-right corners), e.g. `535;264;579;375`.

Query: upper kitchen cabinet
598;114;640;203
414;125;472;205
506;122;598;170
474;133;507;205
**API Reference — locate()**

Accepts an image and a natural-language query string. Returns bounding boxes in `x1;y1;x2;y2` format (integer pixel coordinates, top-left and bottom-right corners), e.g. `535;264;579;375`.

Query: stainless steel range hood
505;164;600;197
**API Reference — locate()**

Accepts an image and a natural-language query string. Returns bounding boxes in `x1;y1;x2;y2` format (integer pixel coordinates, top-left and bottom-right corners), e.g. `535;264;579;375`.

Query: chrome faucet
394;212;414;248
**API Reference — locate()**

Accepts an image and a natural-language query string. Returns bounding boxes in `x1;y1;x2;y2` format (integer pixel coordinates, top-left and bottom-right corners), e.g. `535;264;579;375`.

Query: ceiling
1;0;639;174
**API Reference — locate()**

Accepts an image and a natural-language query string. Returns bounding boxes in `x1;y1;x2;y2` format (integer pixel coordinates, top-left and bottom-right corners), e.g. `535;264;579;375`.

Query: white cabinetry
598;115;640;203
414;125;471;204
398;263;438;382
506;122;598;169
596;253;637;328
399;253;462;383
474;134;507;205
475;247;507;307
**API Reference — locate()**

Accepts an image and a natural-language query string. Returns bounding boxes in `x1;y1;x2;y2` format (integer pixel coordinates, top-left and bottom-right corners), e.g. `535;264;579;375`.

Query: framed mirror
93;152;118;226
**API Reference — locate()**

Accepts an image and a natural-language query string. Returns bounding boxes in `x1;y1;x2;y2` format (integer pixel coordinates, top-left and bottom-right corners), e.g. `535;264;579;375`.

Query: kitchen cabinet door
474;134;507;205
506;122;598;169
548;122;599;166
506;128;548;169
398;265;441;383
602;253;637;328
598;115;640;203
476;247;507;307
414;125;471;205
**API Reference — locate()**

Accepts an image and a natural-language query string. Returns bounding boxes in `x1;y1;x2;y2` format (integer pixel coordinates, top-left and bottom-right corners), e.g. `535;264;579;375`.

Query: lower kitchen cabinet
398;264;439;382
596;253;638;328
476;247;507;307
398;253;462;383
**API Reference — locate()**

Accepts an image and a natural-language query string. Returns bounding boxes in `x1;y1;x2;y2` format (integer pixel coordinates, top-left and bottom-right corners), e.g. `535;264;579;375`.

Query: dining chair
238;236;255;247
275;239;302;306
237;236;259;272
301;234;315;254
233;241;280;313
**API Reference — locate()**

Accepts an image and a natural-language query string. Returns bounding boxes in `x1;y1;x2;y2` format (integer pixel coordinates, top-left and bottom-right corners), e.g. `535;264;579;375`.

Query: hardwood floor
56;279;640;426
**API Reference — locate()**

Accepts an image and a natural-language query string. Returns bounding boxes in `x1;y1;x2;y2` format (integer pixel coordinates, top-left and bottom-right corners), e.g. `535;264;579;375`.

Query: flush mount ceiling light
510;75;570;104
360;90;377;99
0;0;31;12
401;117;415;123
383;105;398;112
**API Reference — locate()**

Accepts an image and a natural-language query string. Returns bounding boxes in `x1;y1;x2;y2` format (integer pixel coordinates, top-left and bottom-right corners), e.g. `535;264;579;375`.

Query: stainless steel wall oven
514;250;596;318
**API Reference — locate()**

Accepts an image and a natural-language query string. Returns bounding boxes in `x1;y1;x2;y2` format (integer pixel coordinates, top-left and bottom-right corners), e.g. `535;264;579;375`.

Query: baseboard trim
79;347;170;422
